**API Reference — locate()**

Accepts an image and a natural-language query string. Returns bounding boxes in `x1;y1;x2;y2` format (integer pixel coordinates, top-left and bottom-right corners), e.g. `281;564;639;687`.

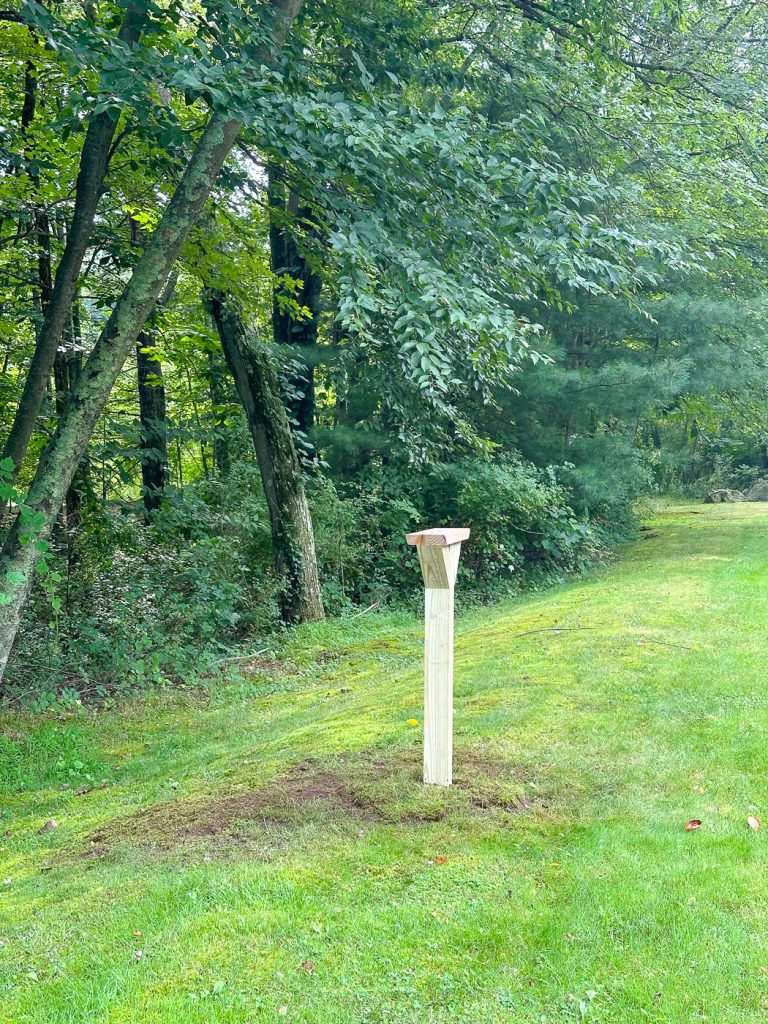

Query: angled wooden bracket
406;527;470;785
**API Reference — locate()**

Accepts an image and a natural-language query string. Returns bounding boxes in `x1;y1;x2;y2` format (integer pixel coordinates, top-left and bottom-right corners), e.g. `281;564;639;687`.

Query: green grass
3;502;768;1022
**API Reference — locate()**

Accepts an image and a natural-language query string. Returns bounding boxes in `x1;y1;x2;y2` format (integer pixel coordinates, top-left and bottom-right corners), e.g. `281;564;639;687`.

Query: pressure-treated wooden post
406;527;470;786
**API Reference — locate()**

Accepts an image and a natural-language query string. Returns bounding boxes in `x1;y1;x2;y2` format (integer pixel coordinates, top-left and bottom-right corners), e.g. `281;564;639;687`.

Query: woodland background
1;0;767;704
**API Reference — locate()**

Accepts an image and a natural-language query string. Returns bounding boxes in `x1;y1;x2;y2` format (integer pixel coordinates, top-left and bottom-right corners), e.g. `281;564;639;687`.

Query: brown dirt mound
82;748;537;859
88;767;379;853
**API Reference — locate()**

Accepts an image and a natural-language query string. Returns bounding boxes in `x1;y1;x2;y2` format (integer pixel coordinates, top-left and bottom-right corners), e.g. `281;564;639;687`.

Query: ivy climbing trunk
0;0;305;683
0;3;148;507
205;290;324;624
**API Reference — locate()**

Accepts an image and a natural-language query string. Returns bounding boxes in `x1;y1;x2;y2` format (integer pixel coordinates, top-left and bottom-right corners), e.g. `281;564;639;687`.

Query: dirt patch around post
78;746;539;860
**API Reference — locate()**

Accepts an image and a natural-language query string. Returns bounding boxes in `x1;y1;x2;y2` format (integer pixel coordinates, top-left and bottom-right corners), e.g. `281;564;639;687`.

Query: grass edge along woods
3;502;768;1022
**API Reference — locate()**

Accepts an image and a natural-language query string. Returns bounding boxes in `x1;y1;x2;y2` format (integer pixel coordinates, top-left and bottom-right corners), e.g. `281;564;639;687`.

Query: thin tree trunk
0;112;242;679
0;4;147;501
0;0;304;683
207;348;231;476
136;335;169;515
53;303;85;596
205;289;324;624
267;164;322;436
132;226;174;517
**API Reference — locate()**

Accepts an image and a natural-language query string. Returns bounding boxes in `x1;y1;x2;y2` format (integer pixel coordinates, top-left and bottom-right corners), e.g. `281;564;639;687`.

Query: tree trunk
207;348;232;476
136;335;169;514
267;164;322;437
0;0;305;683
52;304;86;593
0;4;147;499
0;111;242;681
132;224;174;517
205;289;324;624
53;302;86;520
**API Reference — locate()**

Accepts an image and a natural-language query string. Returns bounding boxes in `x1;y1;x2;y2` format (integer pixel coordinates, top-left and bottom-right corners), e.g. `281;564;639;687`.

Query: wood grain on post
406;527;470;786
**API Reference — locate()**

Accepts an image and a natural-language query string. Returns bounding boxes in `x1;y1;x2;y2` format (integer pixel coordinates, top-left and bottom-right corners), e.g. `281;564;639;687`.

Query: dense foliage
2;0;768;702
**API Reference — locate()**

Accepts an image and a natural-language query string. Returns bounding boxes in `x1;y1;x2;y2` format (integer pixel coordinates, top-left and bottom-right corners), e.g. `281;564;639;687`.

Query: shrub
424;457;604;595
4;466;280;705
310;474;420;612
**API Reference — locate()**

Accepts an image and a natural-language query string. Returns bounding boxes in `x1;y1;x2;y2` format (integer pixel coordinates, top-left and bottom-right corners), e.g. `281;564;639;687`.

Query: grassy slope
2;503;768;1022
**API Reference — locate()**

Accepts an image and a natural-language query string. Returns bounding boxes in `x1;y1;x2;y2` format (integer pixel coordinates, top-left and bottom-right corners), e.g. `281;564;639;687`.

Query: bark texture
267;165;322;436
0;4;147;490
136;336;169;514
206;290;324;624
0;0;305;683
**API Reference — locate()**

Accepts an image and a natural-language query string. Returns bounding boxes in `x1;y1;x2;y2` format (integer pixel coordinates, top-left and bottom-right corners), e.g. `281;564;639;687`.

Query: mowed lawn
3;503;768;1023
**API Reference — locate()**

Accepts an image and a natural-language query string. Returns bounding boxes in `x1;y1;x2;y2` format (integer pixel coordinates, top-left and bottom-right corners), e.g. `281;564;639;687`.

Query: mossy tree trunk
0;4;148;507
0;112;243;681
205;290;324;624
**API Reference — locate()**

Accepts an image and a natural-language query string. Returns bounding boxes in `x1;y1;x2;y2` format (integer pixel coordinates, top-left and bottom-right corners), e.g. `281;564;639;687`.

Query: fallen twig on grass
507;626;698;652
219;648;270;665
636;639;694;651
352;602;380;618
509;627;598;641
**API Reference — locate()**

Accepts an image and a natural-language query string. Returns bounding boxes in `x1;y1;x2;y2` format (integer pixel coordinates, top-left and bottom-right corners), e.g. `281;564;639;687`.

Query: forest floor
3;502;768;1022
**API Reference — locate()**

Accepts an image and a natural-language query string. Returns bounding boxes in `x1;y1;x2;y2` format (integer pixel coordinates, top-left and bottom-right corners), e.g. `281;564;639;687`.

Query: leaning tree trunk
0;112;243;680
136;334;169;515
0;0;305;683
0;3;147;506
205;289;324;624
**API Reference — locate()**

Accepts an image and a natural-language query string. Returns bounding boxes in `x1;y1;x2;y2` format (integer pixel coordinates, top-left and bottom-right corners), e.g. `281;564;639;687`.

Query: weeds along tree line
0;0;767;700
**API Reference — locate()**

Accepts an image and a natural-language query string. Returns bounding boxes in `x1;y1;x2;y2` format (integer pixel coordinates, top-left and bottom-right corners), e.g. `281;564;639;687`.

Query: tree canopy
1;0;768;699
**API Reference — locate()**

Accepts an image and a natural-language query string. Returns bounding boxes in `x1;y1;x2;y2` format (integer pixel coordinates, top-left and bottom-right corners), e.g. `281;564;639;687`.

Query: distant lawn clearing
4;502;768;1022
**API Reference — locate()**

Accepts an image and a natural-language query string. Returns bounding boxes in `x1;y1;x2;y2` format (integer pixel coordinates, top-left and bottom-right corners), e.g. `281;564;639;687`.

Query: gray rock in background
745;479;768;501
706;489;746;503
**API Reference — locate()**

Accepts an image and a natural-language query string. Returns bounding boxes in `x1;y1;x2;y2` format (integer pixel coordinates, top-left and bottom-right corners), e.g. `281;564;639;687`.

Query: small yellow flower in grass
407;718;419;727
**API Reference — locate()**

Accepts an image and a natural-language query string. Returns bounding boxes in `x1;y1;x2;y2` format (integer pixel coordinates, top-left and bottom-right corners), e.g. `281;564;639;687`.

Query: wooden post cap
406;527;470;547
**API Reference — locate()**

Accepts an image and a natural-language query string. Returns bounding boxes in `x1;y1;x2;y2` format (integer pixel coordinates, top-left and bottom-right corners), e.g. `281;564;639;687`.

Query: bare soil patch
88;766;378;853
80;746;537;859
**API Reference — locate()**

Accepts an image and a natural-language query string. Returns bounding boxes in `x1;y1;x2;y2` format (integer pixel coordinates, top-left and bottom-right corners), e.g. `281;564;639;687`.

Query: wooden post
406;527;470;786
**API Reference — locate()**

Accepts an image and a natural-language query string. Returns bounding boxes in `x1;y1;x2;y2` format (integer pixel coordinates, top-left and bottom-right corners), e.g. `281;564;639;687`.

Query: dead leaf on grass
684;819;702;831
